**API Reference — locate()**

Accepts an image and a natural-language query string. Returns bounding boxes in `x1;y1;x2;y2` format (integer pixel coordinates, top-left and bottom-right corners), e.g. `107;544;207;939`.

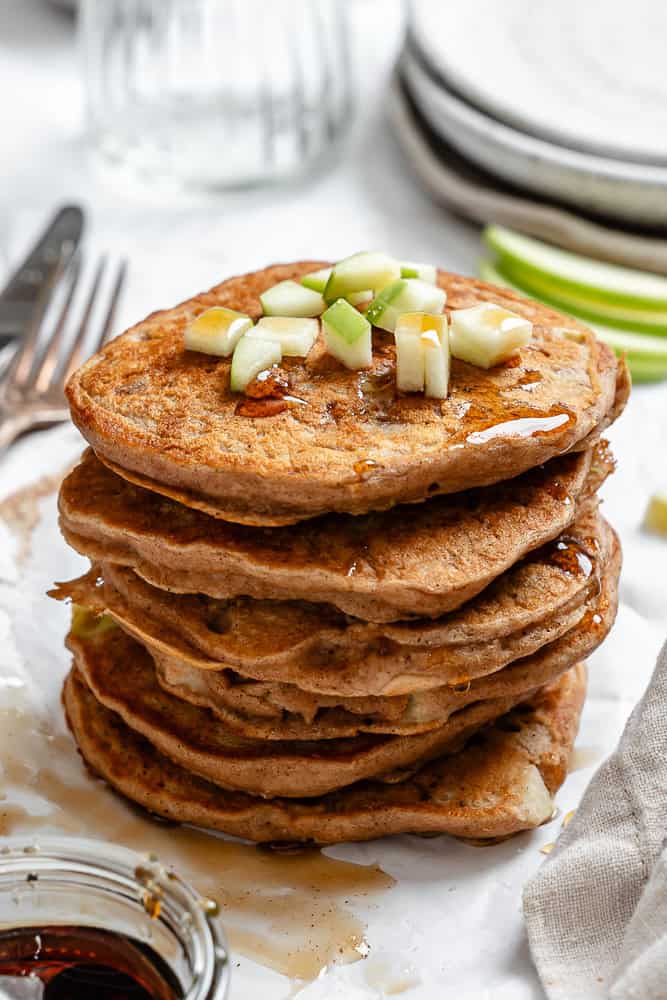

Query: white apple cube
230;336;282;392
260;280;325;317
248;316;319;357
301;267;332;294
184;306;253;357
400;260;437;284
394;313;449;397
450;302;532;369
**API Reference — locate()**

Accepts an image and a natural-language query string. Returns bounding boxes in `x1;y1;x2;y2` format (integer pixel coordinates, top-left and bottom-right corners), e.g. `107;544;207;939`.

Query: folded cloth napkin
523;640;667;999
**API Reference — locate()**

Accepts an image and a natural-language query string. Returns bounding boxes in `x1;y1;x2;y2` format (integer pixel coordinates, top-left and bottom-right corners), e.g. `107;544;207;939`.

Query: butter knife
0;204;84;348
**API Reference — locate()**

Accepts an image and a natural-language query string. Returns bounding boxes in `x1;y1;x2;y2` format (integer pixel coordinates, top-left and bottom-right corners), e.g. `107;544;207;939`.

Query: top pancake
66;261;627;525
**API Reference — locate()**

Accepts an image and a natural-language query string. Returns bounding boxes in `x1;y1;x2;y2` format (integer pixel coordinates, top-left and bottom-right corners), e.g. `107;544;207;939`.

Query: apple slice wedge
485;225;667;310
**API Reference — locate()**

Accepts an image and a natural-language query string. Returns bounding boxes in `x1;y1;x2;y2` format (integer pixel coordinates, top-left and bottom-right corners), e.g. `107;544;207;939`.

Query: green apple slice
247;317;319;357
400;261;437;283
480;259;667;381
230;336;282;392
422;326;450;399
324;252;401;303
321;298;372;369
496;258;667;335
301;267;332;294
184;306;253;357
450;302;532;369
485;225;667;310
260;280;325;317
366;279;446;333
643;493;667;536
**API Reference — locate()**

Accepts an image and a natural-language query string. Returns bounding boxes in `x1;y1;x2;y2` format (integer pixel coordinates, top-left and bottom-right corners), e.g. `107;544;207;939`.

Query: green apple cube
184;306;253;357
643;493;667;536
324;251;401;303
422;326;450;399
301;267;332;294
260;280;325;317
247;316;319;357
321;298;372;369
230;335;282;392
485;225;667;310
400;260;437;283
450;302;532;369
366;279;446;333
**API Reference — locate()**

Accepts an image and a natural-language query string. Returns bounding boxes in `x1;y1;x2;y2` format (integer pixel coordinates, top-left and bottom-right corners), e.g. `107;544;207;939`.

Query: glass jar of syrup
0;837;230;999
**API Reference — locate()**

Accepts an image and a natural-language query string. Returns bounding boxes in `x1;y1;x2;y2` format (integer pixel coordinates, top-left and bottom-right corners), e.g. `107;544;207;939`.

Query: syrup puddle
0;701;394;983
0;466;71;566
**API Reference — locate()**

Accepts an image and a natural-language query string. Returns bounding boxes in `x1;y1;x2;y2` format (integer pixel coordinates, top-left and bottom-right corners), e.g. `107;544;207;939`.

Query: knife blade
0;204;85;347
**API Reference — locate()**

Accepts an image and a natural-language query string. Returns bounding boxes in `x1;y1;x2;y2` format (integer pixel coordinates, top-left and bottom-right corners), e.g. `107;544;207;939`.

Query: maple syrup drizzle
548;539;594;578
466;411;572;445
0;701;394;984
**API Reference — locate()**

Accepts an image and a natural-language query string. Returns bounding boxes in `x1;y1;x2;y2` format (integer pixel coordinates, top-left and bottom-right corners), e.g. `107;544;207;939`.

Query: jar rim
0;835;230;1000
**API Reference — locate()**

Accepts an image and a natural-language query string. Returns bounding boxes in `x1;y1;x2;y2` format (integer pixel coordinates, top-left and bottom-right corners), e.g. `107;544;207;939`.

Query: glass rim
0;835;230;1000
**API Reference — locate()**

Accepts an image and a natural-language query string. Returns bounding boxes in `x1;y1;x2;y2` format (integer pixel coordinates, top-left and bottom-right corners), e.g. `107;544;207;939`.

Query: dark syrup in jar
0;926;184;1000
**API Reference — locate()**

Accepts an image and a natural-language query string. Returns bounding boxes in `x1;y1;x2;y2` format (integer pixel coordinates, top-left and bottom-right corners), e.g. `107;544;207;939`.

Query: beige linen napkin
523;640;667;999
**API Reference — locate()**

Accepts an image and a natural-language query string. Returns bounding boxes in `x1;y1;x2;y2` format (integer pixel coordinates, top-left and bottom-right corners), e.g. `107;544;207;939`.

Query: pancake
66;619;559;798
58;444;612;622
63;664;587;844
66;261;625;526
151;530;618;739
52;506;611;696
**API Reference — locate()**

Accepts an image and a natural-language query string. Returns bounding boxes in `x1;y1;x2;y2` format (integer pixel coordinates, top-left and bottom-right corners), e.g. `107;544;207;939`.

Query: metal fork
0;253;127;454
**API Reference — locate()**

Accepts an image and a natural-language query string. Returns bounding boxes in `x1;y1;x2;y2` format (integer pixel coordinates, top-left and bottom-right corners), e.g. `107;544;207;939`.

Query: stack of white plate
400;0;667;228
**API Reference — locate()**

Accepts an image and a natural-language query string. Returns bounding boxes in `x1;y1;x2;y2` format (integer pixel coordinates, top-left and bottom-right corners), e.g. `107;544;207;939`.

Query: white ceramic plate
410;0;667;166
401;45;667;227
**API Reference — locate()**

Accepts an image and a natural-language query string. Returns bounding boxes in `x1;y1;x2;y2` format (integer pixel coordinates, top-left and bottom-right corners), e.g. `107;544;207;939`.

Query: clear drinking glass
80;0;354;190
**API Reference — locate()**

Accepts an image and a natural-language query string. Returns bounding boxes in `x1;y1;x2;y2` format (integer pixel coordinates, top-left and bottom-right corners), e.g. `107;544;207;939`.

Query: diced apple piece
394;313;449;396
422;330;450;399
400;261;437;283
184;306;253;358
450;302;532;369
366;279;446;333
321;298;372;369
347;290;374;308
260;280;325;317
395;327;424;392
301;267;332;294
324;252;401;303
230;336;282;392
247;317;319;357
643;493;667;536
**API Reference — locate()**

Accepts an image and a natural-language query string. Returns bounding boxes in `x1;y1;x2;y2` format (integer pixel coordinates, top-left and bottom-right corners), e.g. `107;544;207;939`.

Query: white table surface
1;4;666;1000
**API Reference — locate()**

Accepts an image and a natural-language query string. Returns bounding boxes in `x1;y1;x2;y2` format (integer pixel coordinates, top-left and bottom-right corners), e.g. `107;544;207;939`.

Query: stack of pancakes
53;263;629;845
